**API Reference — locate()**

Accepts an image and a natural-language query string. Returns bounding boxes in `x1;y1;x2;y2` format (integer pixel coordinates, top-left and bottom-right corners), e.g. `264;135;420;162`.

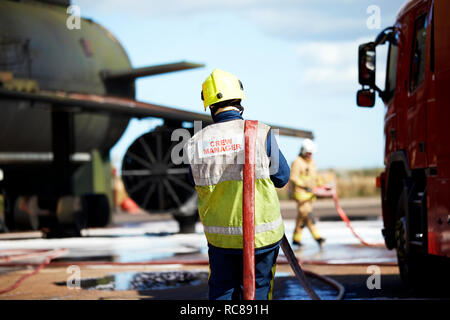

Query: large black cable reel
121;125;198;233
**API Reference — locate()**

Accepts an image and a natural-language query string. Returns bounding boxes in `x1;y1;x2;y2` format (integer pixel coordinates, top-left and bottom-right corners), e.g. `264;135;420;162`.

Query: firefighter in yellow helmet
184;69;290;300
289;139;325;248
200;68;246;114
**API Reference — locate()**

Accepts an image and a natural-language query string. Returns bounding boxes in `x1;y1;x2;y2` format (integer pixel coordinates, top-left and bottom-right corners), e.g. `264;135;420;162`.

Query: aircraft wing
0;88;313;139
100;61;205;81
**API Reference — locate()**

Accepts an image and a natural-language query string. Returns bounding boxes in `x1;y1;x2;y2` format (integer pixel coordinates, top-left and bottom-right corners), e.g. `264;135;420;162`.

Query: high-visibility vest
184;119;284;249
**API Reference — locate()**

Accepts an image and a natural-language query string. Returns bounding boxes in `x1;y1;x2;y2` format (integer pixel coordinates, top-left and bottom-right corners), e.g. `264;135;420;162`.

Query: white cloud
302;66;358;84
246;7;364;40
75;0;377;40
74;0;394;90
296;37;371;85
75;0;264;17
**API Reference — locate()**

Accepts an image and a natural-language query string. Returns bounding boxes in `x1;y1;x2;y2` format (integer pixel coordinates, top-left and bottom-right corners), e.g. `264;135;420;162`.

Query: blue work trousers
207;243;280;300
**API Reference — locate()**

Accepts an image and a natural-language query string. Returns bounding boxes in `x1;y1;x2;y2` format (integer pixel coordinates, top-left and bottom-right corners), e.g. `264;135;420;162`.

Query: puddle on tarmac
274;275;339;300
56;271;210;292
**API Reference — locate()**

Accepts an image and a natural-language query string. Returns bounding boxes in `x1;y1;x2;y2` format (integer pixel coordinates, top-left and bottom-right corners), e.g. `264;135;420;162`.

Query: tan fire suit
289;155;323;244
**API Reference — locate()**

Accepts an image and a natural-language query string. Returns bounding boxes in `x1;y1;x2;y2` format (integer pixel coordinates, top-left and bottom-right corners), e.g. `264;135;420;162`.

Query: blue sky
73;0;407;171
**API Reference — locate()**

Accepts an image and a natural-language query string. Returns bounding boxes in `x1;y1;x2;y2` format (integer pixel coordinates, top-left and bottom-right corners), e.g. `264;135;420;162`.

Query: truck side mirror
356;89;375;107
358;42;376;87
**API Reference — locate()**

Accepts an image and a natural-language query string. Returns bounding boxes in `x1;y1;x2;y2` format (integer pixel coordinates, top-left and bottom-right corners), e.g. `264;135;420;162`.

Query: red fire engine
356;0;449;286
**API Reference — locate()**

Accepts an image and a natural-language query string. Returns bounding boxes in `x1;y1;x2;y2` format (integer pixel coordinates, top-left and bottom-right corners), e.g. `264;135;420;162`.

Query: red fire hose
332;192;383;247
0;248;67;295
313;186;384;247
243;120;257;300
243;121;321;300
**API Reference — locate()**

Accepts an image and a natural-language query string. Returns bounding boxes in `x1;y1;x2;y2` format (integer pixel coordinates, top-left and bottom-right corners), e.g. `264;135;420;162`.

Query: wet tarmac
0;217;410;300
0;219;396;265
51;270;340;300
275;275;339;300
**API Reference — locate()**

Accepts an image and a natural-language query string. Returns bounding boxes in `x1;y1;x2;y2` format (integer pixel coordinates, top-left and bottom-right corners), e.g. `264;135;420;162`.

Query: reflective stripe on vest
185;120;284;249
203;216;283;235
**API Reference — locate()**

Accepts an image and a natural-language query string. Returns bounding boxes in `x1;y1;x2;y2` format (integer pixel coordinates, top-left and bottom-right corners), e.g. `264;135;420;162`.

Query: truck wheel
395;189;425;290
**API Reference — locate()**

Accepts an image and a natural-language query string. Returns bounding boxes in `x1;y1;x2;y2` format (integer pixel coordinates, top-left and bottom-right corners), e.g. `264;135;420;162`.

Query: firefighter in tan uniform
290;139;325;247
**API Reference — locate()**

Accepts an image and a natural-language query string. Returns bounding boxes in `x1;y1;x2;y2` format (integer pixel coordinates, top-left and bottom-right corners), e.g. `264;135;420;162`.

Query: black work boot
315;237;326;248
293;240;304;247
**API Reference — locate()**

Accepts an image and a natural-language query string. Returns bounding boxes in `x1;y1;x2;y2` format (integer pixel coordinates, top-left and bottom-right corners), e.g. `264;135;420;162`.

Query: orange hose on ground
313;185;384;247
0;249;67;262
0;248;67;295
331;192;384;247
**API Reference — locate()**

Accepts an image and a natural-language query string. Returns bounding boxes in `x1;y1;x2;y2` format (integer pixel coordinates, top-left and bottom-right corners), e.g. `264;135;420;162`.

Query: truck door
406;4;429;170
428;0;450;257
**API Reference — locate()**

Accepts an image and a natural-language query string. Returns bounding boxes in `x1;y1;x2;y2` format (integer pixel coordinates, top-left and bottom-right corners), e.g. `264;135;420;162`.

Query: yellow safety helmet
201;69;245;110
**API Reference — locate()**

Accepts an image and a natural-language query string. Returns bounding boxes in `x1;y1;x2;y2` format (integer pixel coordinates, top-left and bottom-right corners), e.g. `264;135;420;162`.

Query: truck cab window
385;33;399;101
409;14;427;92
